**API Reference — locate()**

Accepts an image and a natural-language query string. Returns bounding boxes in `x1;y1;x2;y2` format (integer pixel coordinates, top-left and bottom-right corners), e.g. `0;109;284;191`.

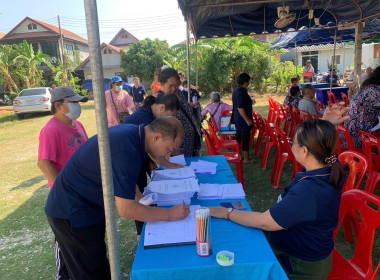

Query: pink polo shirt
105;89;135;127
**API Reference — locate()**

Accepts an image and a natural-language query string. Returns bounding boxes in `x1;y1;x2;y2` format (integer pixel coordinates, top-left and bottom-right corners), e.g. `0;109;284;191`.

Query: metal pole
295;41;298;76
330;28;338;91
186;12;191;103
58;15;67;84
353;21;363;96
83;1;121;279
195;39;198;86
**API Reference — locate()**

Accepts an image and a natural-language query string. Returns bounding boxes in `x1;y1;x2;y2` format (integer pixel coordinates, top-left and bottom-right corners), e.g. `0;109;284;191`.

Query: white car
13;87;53;119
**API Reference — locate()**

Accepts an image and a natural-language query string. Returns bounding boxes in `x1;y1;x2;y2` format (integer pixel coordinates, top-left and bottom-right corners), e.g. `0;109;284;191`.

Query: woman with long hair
211;119;345;280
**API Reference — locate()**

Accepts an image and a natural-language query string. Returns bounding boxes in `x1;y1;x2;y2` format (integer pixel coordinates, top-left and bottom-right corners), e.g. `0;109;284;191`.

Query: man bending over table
45;116;190;280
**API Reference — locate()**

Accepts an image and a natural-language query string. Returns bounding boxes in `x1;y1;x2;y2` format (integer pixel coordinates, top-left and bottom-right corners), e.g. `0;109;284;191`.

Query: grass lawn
0;94;378;279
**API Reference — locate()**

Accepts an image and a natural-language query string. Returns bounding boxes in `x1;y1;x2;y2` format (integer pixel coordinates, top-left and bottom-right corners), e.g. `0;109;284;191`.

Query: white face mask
115;85;123;92
65;103;81;120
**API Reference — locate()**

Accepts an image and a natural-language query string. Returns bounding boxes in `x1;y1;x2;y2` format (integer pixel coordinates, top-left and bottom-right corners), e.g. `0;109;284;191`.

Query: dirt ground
0;105;13;116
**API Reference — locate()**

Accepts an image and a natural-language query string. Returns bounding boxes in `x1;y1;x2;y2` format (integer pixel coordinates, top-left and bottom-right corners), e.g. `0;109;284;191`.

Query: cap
51;86;88;102
111;75;123;83
306;60;311;63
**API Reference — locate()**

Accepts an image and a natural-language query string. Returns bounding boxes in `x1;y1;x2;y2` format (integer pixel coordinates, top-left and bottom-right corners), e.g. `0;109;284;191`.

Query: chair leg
273;157;287;189
235;160;245;191
255;132;264;157
270;151;280;183
261;142;274;170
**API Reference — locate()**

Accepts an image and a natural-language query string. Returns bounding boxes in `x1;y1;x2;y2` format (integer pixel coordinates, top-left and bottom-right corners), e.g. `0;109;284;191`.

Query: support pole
83;1;121;279
330;28;338;91
186;13;191;103
58;15;67;84
295;41;298;76
353;21;363;96
195;39;198;86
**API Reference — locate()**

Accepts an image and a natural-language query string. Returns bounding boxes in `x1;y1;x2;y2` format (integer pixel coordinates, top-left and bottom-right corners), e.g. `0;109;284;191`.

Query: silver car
13;87;53;119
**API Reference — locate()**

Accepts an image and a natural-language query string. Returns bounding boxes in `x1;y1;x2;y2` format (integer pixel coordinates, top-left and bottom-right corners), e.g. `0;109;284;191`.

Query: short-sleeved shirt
122;105;154;126
201;102;233;129
269;167;342;261
45;124;146;227
232;86;253;131
105;89;135;127
151;81;161;96
131;85;147;103
298;97;321;116
325;74;339;86
38;118;88;189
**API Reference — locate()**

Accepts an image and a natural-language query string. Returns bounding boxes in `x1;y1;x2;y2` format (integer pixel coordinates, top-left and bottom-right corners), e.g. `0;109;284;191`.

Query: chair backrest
292;106;302;124
263;119;279;147
318;100;324;112
360;131;380;171
268;96;277;123
202;128;217;156
274;101;287;128
327;91;338;106
333;190;380;279
275;125;294;157
253;110;265;132
338;151;368;193
207;121;222;148
341;92;350;105
221;110;232;117
336;125;356;154
299;110;313;122
207;113;219;132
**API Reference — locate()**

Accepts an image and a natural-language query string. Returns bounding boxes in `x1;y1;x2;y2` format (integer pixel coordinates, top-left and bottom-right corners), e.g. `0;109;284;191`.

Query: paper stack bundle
197;183;245;200
144;177;200;206
190;160;218;175
151;167;196;181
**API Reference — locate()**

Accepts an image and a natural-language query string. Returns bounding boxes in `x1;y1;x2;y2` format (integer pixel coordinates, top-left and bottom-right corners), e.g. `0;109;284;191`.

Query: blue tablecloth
131;155;288;280
299;82;330;89
315;87;349;105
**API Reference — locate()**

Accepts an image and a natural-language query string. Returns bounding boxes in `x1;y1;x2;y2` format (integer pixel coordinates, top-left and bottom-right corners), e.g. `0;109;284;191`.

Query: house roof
75;42;121;71
0;32;6;39
109;28;139;45
296;43;354;52
1;17;88;44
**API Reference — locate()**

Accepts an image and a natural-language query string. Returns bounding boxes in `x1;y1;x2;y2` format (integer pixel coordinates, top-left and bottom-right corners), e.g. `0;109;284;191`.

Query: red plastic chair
253;111;266;157
207;121;240;153
328;91;338;107
221;110;232;117
336;125;356;155
284;104;298;138
266;122;302;189
292;106;302;125
318;100;325;112
261;119;278;170
338;151;368;193
267;96;277;123
274;101;287;130
299;110;313;122
249;111;258;149
202;128;245;189
359;131;380;193
328;190;380;280
341;92;350;105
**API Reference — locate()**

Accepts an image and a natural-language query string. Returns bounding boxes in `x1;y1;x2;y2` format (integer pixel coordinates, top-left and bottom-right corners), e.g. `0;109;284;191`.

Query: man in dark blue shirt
232;73;254;163
325;69;340;86
131;77;147;108
45;116;188;280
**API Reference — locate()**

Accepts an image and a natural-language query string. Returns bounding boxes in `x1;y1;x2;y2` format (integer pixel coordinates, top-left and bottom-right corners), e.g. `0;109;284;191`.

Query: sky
0;0;188;46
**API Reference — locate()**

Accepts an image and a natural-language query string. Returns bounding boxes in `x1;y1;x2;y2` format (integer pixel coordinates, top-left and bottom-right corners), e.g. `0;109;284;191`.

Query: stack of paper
169;154;187;166
197;183;245;200
190;160;218;174
144;205;201;248
151;167;196;181
144;178;200;206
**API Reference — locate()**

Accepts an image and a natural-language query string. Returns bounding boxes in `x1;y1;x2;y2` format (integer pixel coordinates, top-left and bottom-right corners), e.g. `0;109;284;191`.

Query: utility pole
58;15;68;85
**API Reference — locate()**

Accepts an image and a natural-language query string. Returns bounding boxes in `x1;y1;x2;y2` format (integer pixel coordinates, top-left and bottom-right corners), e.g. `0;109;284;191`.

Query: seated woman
201;92;233;129
210;119;345;280
345;65;380;148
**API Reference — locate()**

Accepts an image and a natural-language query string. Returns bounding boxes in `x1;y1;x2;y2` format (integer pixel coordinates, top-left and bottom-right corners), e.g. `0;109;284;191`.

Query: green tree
0;44;21;92
13;40;53;88
121;38;172;83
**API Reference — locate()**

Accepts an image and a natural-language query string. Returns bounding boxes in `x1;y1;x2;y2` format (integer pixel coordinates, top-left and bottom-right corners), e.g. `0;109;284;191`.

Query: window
64;44;74;55
331;55;341;65
122;34;127;38
32;43;39;54
104;49;107;54
108;49;112;54
27;23;37;30
41;41;58;57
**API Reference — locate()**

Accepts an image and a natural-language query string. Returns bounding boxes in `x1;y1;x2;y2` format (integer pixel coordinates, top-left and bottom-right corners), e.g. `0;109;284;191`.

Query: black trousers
47;216;111;280
235;129;251;151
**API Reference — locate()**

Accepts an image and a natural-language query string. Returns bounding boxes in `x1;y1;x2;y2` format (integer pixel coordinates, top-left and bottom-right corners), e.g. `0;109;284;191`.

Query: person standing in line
151;72;161;97
232;73;254;163
131;77;147;109
105;76;135;127
38;86;88;280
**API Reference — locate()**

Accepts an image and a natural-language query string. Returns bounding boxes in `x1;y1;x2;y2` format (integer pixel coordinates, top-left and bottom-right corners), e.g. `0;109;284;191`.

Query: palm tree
0;45;19;92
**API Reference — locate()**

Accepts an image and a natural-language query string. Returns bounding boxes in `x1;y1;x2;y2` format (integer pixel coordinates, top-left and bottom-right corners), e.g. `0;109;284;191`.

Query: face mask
115;85;123;92
184;88;189;92
65;103;81;120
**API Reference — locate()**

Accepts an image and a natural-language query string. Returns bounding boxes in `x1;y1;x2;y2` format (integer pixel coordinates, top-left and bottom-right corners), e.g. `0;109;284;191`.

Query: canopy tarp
271;19;380;49
178;0;380;39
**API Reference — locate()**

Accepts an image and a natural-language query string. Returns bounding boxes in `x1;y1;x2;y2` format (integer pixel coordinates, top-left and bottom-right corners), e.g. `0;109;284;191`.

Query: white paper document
147;178;200;194
143;188;194;206
197;183;245;200
190;160;218;174
144;205;201;248
151;167;196;181
169;154;187;166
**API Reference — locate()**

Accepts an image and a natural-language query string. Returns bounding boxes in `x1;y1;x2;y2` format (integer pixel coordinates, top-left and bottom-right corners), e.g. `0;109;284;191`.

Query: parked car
81;78;133;99
13;87;52;119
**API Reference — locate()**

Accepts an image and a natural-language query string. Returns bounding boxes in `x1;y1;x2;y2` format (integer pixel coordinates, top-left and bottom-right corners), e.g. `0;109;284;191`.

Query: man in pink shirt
105;75;135;127
38;86;88;280
201;92;233;129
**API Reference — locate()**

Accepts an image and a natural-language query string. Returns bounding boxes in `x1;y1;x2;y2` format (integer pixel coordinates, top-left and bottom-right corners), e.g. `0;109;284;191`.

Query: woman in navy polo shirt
210;119;345;280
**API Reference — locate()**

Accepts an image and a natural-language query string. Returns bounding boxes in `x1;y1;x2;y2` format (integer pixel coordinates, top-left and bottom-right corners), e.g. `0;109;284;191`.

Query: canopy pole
83;1;121;279
186;12;191;103
353;21;363;97
195;39;198;86
295;41;298;76
330;27;338;91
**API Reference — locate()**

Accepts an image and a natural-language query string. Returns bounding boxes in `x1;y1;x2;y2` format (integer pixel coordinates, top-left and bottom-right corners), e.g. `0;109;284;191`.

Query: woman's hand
322;102;350;125
209;207;227;219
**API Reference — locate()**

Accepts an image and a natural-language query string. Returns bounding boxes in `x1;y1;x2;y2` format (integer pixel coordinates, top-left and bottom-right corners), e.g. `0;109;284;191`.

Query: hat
51;86;88;102
111;75;123;83
306;60;311;63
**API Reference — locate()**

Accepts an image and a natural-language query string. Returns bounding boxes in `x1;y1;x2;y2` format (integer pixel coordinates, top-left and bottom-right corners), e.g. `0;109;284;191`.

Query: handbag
109;90;130;124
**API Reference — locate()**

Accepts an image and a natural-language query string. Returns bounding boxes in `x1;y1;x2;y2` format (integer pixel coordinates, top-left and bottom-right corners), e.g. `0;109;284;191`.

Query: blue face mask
115;85;123;92
65;103;81;120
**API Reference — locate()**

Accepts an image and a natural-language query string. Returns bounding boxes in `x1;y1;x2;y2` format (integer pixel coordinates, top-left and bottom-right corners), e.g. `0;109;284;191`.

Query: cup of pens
196;207;212;257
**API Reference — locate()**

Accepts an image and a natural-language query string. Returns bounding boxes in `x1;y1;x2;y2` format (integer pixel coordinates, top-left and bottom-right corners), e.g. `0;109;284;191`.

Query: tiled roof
75;42;121;70
104;43;121;53
296;43;354;51
0;32;6;39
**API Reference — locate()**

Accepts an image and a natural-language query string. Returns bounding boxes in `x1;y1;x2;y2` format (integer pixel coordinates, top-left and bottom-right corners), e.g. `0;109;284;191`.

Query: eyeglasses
288;138;298;146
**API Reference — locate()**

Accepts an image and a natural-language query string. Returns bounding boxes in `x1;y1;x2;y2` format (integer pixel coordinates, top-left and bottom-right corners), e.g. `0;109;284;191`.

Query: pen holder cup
196;207;212;257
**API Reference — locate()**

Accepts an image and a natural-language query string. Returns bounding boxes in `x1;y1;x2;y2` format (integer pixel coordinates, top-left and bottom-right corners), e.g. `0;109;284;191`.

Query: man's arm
237;108;253;126
37;160;59;184
115;196;190;222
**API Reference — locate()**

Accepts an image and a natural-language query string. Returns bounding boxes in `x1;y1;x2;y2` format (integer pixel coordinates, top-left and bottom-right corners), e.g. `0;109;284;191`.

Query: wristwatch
226;208;234;220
